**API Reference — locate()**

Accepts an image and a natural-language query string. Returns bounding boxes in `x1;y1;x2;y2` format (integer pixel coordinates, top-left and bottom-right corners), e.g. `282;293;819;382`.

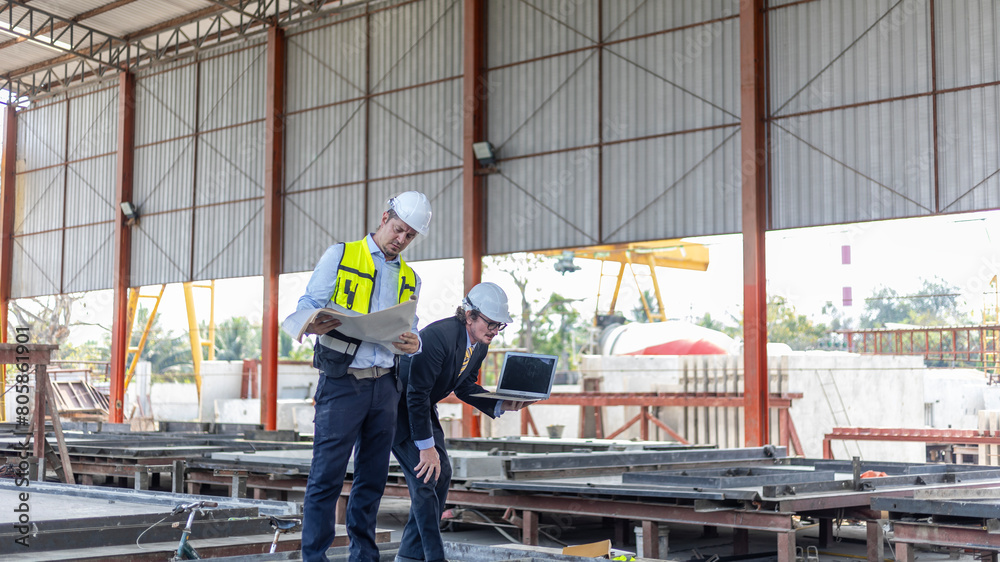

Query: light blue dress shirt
297;235;421;369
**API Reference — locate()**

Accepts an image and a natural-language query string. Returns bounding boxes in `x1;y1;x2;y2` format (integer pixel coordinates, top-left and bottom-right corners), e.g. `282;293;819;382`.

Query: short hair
455;306;481;323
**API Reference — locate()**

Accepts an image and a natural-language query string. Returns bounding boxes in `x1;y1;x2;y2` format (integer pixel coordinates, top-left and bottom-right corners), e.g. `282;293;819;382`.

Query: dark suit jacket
395;316;499;445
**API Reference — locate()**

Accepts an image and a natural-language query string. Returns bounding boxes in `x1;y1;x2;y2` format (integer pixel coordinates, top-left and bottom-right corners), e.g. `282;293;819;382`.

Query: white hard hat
387;191;432;236
463;282;513;324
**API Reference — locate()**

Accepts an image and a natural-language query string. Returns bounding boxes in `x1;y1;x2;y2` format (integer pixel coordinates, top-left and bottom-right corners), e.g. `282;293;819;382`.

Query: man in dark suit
392;282;529;562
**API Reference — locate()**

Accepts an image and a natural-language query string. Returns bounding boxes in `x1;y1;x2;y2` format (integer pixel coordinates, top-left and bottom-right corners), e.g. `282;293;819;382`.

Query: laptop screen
498;353;558;395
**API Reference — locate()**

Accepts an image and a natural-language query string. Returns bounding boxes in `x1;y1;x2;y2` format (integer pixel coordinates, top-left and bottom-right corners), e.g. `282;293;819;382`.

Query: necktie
460;346;473;376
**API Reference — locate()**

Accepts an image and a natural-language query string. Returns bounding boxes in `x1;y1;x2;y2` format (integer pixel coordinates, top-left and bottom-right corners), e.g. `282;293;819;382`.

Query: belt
347;366;393;379
318;334;359;356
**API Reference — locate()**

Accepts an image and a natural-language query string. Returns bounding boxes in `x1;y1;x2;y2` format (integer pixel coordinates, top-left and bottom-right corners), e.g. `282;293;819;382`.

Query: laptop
471;352;559;401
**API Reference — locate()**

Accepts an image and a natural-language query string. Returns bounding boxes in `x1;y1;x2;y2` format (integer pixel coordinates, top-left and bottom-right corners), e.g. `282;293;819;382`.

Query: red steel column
261;25;286;430
109;71;136;423
740;0;769;446
462;0;487;438
1;106;16;344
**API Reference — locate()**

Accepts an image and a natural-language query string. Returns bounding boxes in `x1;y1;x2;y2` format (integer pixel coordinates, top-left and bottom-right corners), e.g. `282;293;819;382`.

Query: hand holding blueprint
282;299;418;353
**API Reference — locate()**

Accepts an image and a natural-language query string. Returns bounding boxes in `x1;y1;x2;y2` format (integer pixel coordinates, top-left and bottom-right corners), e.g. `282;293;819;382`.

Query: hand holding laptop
500;400;534;412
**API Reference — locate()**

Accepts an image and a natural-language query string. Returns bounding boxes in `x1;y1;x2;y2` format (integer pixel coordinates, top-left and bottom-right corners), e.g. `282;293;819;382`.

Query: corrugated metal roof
84;0;215;37
11;231;61;298
62;222;114;293
487;0;598;68
369;80;463;178
282;185;368;273
285;17;367;113
130;209;192;286
370;0;462;93
487;50;598;160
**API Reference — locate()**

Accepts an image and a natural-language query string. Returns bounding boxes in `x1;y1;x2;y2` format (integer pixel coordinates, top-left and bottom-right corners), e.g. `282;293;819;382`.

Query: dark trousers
391;425;451;562
301;372;399;562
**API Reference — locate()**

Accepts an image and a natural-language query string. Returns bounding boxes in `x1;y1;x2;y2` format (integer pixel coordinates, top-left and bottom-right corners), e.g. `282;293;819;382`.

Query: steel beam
0;1;141;70
892;521;1000;551
108;71;135;423
260;25;285;431
0;105;15;346
461;0;487;438
739;0;769;446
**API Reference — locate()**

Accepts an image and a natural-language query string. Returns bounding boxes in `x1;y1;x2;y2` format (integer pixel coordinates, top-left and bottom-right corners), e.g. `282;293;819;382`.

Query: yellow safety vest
331;239;416;313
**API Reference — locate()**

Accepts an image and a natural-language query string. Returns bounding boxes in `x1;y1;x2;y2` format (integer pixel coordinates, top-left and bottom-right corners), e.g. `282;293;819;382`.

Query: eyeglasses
481;318;507;332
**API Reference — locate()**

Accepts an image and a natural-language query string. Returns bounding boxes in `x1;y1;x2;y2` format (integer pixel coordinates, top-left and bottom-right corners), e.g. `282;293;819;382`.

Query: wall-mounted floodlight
471;141;497;166
120;201;139;225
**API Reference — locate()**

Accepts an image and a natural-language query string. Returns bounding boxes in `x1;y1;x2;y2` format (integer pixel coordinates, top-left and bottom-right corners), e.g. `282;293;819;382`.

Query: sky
64;209;1000;348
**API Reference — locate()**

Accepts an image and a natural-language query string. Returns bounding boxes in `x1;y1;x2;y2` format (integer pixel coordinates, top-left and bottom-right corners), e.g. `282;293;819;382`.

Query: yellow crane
125;281;216;398
535;239;710;325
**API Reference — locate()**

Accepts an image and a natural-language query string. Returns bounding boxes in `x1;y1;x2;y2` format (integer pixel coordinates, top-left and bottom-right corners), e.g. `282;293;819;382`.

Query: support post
866;520;884;562
1;105;15;348
109;71;136;423
522;510;538;546
739;0;769;446
733;528;749;555
261;25;286;430
895;543;915;562
776;530;796;562
641;520;659;559
462;0;487;438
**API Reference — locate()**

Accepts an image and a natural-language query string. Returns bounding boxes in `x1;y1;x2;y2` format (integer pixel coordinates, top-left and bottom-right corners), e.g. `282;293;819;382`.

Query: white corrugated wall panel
604;20;740;140
11;231;61;298
485;150;599;254
284;102;366;193
16;99;65;171
15;167;63;235
135;62;197;146
487;0;598;67
771;98;934;229
196;122;264;204
65;155;115;227
198;43;266;132
604;0;738;42
67;86;118;161
487;51;598;159
369;170;462;261
285;14;367;113
769;0;931;116
369;79;462;178
937;86;1000;213
282;184;368;274
935;0;1000;89
63;223;113;293
371;0;462;93
192;200;263;281
602;129;741;244
130;210;192;286
134;139;195;213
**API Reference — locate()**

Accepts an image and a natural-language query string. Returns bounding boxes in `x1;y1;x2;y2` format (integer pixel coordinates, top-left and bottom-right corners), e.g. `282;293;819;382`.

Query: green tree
487;253;589;369
8;294;88;358
766;295;830;350
213;317;262;361
860;277;970;328
280;330;313;361
694;312;741;339
725;295;831;350
630;289;661;322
